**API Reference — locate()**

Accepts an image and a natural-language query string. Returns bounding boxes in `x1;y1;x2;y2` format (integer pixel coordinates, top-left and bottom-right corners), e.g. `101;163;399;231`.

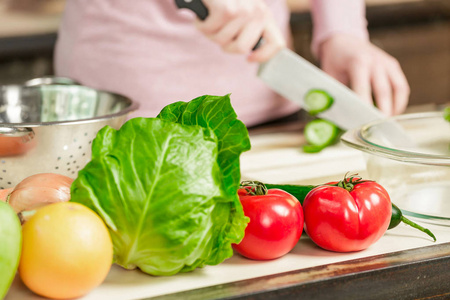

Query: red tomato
233;188;304;260
303;180;391;252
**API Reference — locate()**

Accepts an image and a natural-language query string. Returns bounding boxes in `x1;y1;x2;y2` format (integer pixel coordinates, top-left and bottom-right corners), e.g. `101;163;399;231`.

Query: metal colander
0;77;139;188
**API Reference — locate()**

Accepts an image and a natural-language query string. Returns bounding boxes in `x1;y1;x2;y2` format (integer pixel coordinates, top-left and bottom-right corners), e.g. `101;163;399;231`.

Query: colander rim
0;84;140;127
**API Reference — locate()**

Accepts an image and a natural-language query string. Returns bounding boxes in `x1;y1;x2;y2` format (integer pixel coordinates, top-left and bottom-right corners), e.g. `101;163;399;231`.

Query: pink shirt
54;0;368;126
310;0;369;57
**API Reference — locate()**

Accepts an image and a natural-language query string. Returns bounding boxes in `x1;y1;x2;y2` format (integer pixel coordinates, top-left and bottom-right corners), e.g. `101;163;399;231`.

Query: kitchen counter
5;119;450;300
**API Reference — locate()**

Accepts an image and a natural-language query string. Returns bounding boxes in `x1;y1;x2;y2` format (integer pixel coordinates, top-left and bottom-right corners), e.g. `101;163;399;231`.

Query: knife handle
175;0;208;20
174;0;263;50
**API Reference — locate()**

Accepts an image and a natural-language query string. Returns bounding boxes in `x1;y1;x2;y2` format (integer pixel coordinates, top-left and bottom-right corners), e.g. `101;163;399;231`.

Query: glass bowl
341;111;450;226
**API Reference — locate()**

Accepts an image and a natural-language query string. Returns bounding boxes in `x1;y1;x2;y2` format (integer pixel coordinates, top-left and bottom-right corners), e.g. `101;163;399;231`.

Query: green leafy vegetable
71;95;250;276
444;107;450;122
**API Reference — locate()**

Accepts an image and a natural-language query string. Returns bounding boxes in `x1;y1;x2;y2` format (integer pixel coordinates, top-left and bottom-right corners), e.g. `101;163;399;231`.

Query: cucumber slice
302;144;325;153
304;119;340;147
304;90;334;115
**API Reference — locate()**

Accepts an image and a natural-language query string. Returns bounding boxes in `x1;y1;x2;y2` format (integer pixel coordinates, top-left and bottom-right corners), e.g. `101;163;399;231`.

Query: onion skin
0;188;13;202
8;173;73;213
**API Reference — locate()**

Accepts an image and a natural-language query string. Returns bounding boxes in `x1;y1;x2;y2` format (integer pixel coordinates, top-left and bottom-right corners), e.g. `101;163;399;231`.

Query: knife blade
174;0;411;139
257;48;387;130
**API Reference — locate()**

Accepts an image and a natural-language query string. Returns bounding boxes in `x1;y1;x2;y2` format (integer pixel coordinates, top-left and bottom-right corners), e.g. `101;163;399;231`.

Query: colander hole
72;171;75;175
73;161;76;164
84;132;88;136
2;170;5;173
1;160;5;164
67;168;71;171
78;146;82;149
7;182;11;185
82;153;86;156
89;141;92;144
55;167;59;170
67;162;70;165
73;139;77;142
70;155;73;158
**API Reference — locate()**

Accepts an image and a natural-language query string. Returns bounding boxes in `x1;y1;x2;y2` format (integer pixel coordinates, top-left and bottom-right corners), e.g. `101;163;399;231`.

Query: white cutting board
240;131;368;185
7;131;443;300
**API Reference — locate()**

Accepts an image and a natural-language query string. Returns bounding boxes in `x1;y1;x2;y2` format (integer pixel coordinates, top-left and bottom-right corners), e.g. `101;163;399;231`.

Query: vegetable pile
0;93;439;300
241;175;435;255
267;177;437;243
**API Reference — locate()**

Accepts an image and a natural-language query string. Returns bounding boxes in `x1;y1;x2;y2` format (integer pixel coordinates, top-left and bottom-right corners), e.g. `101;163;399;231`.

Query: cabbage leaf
71;95;250;276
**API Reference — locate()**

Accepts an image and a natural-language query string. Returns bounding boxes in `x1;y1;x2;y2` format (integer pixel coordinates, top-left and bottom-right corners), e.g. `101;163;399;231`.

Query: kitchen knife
174;0;411;140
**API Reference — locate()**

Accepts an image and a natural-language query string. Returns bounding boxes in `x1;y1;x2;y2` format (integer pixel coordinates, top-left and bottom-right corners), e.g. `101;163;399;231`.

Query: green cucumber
0;201;22;299
304;89;334;115
264;184;315;205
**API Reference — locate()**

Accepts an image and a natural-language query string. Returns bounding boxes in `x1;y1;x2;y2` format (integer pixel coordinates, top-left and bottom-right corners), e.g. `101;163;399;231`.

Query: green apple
0;201;22;299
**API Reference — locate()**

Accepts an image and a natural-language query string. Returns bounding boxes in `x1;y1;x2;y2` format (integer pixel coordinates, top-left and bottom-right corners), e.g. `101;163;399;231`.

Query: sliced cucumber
302;144;325;153
304;119;340;148
304;90;334;115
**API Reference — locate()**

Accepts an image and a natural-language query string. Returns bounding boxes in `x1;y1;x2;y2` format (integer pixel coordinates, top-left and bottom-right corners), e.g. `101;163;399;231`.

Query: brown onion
0;188;13;202
8;173;73;213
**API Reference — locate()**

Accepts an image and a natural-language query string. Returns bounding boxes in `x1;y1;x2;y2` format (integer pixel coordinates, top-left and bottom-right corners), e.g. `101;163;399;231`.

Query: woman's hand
319;34;410;116
194;0;285;62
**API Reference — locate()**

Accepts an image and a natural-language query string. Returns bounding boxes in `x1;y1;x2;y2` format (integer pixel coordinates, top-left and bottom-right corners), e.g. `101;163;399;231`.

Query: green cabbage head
70;95;250;275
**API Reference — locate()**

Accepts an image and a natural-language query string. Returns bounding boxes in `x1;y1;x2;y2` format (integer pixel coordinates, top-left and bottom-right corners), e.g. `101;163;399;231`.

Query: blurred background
0;0;449;107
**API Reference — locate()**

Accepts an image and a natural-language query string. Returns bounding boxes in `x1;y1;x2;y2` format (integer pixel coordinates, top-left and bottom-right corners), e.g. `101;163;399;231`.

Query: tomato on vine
303;174;392;252
233;181;304;260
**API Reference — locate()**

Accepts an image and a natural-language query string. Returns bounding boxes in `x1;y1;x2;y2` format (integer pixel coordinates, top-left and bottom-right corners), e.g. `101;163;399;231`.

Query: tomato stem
333;172;373;192
240;181;268;196
337;179;354;192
